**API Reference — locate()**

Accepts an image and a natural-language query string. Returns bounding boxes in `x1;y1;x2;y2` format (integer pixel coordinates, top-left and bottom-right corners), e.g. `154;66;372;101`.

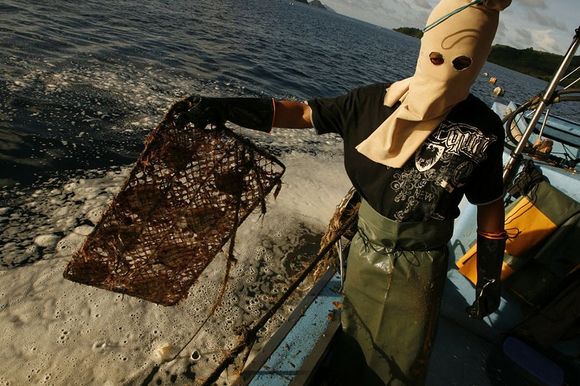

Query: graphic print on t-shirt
416;121;496;171
389;122;497;221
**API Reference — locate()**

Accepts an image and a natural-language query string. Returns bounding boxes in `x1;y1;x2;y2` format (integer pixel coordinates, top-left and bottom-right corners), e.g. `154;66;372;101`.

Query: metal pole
502;27;580;182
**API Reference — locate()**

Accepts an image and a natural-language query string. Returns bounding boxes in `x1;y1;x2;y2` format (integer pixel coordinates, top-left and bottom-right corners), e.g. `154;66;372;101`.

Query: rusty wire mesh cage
63;97;285;306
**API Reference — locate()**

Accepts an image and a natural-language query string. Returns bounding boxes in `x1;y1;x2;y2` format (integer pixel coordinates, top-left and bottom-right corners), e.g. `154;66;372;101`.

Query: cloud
413;0;432;10
517;0;547;8
513;28;533;46
526;9;567;31
494;26;532;50
322;0;572;53
495;19;508;41
327;0;429;29
530;29;561;53
503;28;560;53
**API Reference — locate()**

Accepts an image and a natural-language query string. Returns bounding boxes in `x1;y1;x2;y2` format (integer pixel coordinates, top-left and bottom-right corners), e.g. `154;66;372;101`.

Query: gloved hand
176;95;275;132
466;231;506;319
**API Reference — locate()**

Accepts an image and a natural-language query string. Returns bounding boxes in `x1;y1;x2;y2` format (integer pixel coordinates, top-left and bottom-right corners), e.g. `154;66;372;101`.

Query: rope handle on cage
169;190;243;357
136;98;285;384
200;210;360;386
140;194;243;385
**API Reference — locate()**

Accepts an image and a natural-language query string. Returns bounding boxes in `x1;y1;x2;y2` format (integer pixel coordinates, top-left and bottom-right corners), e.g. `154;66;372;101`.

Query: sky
322;0;579;54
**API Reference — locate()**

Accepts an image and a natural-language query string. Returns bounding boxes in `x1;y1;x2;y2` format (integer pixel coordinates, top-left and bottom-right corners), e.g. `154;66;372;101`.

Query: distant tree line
488;45;580;84
393;27;580;85
393;27;424;39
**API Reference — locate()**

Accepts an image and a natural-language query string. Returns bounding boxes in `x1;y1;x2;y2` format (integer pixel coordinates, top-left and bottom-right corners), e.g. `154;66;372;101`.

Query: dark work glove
176;95;274;132
466;232;506;319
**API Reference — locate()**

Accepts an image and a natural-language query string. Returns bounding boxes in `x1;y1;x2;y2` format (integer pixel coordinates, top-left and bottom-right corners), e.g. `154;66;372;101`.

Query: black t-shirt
308;83;505;222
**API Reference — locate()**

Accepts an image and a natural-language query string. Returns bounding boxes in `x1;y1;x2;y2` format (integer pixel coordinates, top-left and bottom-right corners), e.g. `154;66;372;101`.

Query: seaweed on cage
63;96;285;306
312;187;361;280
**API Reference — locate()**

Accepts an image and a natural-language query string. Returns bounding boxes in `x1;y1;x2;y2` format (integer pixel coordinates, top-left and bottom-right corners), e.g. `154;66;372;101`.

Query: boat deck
239;264;505;386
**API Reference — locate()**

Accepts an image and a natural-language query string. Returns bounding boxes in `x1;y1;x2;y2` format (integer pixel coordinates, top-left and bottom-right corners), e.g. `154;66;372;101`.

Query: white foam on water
0;138;350;384
72;225;94;236
54;233;85;257
3;57;214;142
1;168;130;267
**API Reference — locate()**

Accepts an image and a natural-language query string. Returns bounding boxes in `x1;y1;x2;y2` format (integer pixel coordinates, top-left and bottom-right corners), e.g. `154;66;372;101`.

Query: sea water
0;0;577;384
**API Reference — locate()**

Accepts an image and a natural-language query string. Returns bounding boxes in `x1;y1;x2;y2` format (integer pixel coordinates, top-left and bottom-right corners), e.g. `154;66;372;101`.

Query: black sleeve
307;91;353;137
307;83;389;137
465;129;505;205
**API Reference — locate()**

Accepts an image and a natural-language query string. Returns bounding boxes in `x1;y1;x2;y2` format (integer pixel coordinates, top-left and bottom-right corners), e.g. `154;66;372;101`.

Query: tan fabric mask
356;0;510;168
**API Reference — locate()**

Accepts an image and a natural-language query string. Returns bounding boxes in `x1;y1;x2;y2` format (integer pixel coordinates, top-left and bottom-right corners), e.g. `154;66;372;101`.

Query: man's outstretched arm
273;100;313;129
177;96;314;132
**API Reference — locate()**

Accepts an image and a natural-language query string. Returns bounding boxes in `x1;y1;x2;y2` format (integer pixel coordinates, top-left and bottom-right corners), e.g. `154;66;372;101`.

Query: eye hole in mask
452;56;472;71
429;52;444;65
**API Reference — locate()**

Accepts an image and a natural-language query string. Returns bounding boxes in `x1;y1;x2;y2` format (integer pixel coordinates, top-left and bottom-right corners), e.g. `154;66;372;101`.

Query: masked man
180;0;511;384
